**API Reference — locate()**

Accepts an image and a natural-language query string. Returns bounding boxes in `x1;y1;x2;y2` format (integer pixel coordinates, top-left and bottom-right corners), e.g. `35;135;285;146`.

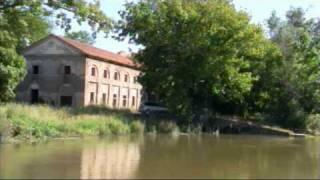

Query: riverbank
0;103;315;143
0;104;145;143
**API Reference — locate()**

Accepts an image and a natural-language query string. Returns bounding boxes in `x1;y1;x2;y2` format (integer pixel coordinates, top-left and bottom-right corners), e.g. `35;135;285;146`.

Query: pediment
24;37;80;56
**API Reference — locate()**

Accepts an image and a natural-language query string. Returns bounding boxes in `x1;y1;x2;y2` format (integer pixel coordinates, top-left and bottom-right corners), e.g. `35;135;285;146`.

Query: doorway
31;89;39;104
60;96;73;107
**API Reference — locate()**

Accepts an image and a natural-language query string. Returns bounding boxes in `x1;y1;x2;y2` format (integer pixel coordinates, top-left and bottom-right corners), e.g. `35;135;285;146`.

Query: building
16;34;143;110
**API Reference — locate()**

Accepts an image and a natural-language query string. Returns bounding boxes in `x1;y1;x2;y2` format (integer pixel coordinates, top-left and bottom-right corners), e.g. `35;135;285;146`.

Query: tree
117;0;279;121
262;8;320;128
0;0;112;102
65;31;95;44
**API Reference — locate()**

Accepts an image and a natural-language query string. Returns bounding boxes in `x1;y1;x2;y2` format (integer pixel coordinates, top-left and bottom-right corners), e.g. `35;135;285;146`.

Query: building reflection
80;140;141;179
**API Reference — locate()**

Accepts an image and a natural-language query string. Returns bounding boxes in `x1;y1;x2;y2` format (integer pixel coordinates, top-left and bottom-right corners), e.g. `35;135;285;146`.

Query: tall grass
0;103;145;141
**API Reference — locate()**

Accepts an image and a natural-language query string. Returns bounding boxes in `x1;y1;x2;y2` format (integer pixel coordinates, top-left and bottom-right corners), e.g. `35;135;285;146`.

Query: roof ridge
50;34;139;69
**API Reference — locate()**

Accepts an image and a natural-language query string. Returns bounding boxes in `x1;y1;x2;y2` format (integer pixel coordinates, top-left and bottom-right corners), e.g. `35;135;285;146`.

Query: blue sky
53;0;320;53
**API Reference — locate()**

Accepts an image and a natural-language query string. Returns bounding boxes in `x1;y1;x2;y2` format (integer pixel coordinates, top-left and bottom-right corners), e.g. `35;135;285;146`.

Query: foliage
130;121;145;134
157;121;179;134
0;104;143;141
306;114;320;133
260;8;320;129
65;30;95;44
117;0;279;120
0;0;112;102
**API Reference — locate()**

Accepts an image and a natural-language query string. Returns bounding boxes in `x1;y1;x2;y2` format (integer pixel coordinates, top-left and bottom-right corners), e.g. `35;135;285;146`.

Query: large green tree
0;0;112;102
261;8;320;128
117;0;279;121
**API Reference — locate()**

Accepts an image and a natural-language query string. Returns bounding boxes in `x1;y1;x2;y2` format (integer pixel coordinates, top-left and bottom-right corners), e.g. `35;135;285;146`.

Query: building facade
16;35;143;110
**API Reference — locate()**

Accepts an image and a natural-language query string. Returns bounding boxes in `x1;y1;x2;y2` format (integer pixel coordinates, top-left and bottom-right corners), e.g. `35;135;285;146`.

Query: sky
53;0;320;53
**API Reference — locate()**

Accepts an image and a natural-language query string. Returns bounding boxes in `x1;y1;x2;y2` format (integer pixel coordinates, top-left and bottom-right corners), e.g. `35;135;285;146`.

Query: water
0;135;319;179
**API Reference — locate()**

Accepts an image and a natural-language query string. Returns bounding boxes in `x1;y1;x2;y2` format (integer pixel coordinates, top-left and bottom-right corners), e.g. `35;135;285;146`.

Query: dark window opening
31;89;39;104
60;96;72;106
33;65;39;74
114;72;119;80
102;93;107;104
104;70;108;78
132;96;136;107
124;74;129;82
91;68;96;76
90;92;95;104
134;76;138;84
122;95;127;107
64;66;71;75
113;94;117;107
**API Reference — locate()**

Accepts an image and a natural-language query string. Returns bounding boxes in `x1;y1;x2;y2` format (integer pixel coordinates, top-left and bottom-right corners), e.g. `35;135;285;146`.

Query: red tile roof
52;35;139;69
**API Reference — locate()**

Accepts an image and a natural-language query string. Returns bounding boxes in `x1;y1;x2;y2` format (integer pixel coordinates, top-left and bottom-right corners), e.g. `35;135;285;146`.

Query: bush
0;110;8;137
306;114;320;133
157;121;179;134
130;121;145;134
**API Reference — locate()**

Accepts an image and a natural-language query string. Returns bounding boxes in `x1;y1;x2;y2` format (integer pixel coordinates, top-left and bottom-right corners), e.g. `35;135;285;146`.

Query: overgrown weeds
0;103;145;141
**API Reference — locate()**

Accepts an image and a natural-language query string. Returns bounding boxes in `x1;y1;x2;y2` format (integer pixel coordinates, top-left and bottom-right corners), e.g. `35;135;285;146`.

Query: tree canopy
65;30;95;44
0;0;112;102
262;8;320;128
117;0;280;121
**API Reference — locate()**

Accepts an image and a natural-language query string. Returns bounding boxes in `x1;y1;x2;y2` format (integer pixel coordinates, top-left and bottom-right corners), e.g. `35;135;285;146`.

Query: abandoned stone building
16;34;143;110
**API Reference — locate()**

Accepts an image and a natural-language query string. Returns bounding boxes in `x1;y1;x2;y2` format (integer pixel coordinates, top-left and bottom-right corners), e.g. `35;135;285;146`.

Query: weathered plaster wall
84;58;143;110
16;37;86;106
16;36;144;110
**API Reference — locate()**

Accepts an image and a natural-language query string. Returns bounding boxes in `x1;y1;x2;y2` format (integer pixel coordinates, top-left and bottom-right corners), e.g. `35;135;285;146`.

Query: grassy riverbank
0;103;317;143
0;104;146;142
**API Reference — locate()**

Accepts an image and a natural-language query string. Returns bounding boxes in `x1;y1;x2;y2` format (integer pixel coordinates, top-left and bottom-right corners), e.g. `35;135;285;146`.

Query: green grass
0;103;145;141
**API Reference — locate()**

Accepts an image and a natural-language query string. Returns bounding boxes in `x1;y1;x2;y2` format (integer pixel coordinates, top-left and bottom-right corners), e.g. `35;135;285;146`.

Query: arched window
133;76;138;84
114;72;120;80
124;74;129;83
122;95;127;107
113;94;117;107
91;67;96;76
103;69;109;79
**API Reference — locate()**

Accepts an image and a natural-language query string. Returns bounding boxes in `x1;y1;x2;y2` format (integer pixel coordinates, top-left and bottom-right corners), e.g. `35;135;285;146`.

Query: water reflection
81;137;141;179
0;135;319;179
136;135;320;179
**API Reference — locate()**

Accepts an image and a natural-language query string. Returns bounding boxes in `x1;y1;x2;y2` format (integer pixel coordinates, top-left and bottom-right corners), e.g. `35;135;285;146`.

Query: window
102;93;107;104
122;95;127;107
90;92;95;104
132;96;136;107
112;94;117;107
114;72;120;80
103;70;109;78
33;65;39;74
91;67;96;76
134;76;138;84
124;74;129;82
64;66;71;75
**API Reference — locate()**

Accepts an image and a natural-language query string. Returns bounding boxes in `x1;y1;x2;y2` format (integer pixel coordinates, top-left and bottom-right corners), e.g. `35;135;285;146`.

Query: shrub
0;110;8;137
130;121;145;134
157;121;179;134
306;114;320;133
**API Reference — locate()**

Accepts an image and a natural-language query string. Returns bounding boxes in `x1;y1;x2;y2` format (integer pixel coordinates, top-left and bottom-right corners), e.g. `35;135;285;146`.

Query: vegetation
0;104;187;142
117;0;279;122
65;30;95;44
0;0;111;102
259;8;320;129
0;104;144;142
1;0;320;135
117;0;320;132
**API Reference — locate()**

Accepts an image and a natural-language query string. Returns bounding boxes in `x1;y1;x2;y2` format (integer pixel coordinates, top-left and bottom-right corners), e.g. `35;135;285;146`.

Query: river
0;135;319;179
